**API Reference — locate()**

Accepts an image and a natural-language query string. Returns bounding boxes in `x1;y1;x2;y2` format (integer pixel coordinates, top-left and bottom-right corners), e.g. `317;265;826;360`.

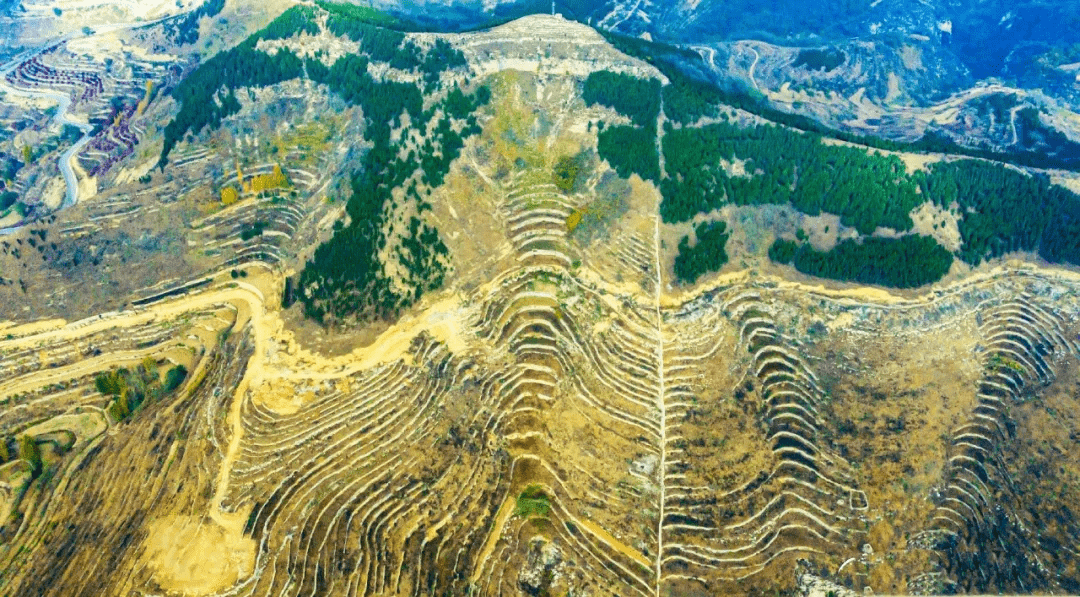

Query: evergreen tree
18;435;41;476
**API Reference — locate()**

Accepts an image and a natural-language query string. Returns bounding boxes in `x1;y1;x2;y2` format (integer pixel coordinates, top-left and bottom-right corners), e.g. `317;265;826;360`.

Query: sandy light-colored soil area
142;514;256;595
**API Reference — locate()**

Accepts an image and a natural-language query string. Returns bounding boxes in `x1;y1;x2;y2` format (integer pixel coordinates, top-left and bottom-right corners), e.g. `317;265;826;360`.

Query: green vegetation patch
674;220;731;284
260;5;320;40
164;365;189;392
163;0;224;45
793;48;847;72
240;221;267;241
514;484;552;519
768;237;799;264
661;114;1080;280
1015;107;1080;165
316;0;407;29
919;160;1080;266
18;435;41;476
971;93;1019;123
0;191;17;211
770;235;953;288
553;155;583;193
324;12;415;68
305;54;423;137
598;124;660;182
582;71;661;127
582;72;662;183
318;2;464;84
662;75;723;125
987;354;1025;375
661;122;922;234
95;360;188;422
2;153;23;180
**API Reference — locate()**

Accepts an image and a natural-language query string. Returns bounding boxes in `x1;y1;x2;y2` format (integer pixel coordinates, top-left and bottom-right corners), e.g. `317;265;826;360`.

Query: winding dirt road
0;16;173;235
747;44;761;91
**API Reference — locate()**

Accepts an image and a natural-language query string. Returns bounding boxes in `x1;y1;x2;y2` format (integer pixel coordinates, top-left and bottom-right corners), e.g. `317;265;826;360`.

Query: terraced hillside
5;226;1080;596
1;5;1080;597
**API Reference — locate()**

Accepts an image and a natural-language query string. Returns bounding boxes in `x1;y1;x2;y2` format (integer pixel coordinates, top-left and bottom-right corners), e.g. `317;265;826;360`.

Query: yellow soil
909;201;962;252
470;494;516;584
575;515;651;568
0;317;69;338
1052;174;1080;195
884;73;903;104
142;513;256;596
21;412;107;445
898;152;942;174
900;45;924;71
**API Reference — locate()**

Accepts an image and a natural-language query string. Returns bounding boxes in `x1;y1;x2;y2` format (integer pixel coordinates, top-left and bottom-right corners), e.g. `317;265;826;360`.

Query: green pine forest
585;72;662;182
583;67;1080;288
769;236;953;289
674;221;731;284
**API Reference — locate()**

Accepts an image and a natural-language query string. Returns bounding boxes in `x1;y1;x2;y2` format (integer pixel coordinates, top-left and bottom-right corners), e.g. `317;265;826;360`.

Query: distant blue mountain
384;0;1079;87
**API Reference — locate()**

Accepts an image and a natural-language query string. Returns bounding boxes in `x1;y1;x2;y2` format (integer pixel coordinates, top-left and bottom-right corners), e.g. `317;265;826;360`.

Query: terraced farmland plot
5;211;1080;596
